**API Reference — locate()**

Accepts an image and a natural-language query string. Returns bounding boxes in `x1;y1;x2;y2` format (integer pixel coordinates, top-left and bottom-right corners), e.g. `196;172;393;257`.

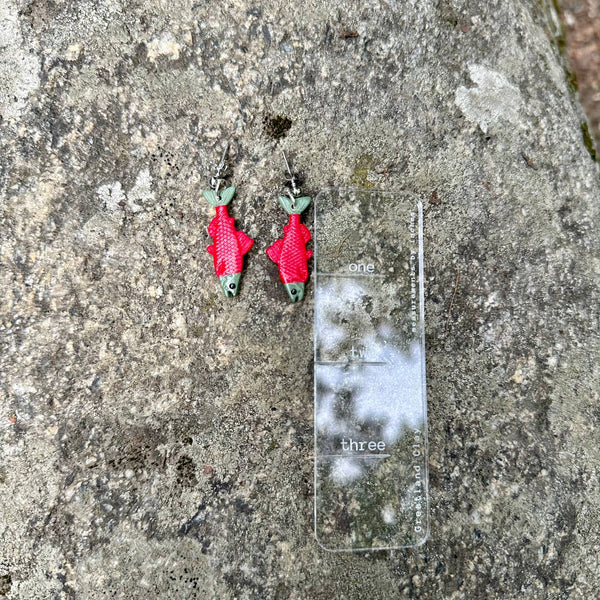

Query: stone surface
1;0;599;598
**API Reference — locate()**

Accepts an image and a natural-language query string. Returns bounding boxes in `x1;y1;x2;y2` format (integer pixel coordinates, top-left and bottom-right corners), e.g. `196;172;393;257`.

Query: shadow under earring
266;150;313;302
203;144;254;298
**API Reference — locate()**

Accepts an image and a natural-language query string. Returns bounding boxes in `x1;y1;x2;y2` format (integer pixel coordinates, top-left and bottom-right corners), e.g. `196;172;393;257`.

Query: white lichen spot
96;169;154;213
382;505;396;525
147;285;163;299
0;1;41;121
96;181;125;212
65;44;82;61
330;457;363;484
63;482;79;502
127;168;154;213
455;64;523;134
146;33;182;62
171;312;187;337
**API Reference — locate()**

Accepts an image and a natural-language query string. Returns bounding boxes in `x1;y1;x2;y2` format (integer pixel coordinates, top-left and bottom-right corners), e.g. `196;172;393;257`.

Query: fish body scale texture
269;214;312;284
208;205;253;276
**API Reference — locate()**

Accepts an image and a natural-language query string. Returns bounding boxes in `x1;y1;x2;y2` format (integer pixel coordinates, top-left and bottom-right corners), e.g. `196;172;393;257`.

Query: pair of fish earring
202;145;312;302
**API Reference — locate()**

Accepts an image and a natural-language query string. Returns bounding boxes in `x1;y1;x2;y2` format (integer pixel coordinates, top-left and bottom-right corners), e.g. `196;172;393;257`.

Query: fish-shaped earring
266;151;313;302
204;144;254;298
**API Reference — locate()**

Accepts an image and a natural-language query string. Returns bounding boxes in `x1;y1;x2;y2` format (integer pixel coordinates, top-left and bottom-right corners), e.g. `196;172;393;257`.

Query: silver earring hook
281;150;301;208
210;143;230;193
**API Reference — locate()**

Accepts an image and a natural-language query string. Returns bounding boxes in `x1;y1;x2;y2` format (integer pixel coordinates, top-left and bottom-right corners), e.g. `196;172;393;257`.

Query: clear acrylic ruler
313;188;429;551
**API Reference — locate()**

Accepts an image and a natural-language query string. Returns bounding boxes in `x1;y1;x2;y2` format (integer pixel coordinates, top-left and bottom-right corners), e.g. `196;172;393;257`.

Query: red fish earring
204;144;254;298
266;151;313;302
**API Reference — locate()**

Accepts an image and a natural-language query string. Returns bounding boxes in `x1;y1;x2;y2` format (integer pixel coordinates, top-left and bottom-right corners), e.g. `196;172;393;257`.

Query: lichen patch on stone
455;64;523;134
96;169;154;213
65;44;82;61
97;181;125;212
0;1;41;121
127;168;155;213
146;33;183;62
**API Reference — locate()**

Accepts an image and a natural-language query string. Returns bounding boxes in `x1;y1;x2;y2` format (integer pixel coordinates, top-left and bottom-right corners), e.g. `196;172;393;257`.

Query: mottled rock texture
1;0;599;598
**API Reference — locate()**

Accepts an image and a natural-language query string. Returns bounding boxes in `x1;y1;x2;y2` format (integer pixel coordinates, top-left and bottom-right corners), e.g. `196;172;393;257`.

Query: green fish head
219;273;241;298
284;283;305;302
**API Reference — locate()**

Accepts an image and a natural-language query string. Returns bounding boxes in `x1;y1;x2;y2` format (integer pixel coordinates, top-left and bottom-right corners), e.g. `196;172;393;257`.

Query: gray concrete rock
1;0;599;598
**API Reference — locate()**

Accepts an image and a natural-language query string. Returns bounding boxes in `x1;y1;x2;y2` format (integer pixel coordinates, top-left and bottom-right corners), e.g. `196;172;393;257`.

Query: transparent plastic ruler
313;188;429;551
